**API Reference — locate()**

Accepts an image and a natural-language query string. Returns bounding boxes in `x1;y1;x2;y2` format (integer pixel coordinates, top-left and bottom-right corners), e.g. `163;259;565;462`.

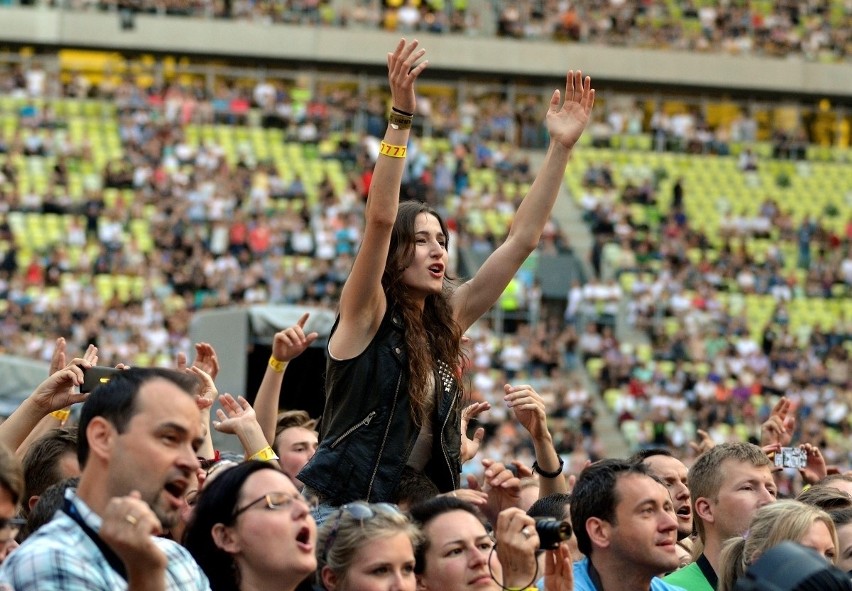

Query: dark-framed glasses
321;502;404;562
233;491;319;519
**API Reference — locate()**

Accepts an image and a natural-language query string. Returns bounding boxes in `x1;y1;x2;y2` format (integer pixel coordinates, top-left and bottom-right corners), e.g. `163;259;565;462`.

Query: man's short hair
21;429;77;515
820;473;852;487
274;410;317;440
23;476;80;541
570;459;652;556
77;368;199;468
688;442;772;541
0;444;23;507
797;485;852;511
629;448;675;463
393;466;439;507
528;493;571;520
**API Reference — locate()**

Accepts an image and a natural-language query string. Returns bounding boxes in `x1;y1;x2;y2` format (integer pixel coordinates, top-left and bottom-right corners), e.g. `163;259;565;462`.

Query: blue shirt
0;490;210;591
572;558;687;591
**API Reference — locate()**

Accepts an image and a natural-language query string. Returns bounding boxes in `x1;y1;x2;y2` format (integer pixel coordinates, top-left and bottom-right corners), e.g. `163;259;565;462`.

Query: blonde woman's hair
718;500;838;591
317;503;423;591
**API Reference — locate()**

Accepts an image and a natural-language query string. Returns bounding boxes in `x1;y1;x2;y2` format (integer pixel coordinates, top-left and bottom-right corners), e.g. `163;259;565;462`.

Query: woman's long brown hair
382;201;464;426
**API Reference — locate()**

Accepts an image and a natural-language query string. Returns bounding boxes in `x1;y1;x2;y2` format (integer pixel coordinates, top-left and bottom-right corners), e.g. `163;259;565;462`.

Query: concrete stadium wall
1;6;852;99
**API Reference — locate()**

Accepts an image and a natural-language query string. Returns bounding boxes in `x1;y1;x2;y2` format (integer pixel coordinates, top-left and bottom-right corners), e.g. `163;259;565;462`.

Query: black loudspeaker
245;344;327;421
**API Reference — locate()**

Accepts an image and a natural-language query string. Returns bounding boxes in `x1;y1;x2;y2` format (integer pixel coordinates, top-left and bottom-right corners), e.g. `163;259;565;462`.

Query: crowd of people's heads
0;362;851;589
0;24;850;591
571;102;852;484
18;0;852;62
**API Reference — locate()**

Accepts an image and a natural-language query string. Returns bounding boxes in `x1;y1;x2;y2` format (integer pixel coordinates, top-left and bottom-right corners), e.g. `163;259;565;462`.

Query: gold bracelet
248;445;279;462
268;355;286;373
388;111;413;130
50;409;71;422
380;141;407;159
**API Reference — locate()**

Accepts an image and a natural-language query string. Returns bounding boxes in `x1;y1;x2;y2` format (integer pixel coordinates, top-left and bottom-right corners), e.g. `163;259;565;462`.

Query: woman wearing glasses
316;501;421;591
183;461;317;591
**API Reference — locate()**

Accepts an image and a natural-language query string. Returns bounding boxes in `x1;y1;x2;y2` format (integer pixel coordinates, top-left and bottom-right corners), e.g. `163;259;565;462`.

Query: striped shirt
0;490;209;591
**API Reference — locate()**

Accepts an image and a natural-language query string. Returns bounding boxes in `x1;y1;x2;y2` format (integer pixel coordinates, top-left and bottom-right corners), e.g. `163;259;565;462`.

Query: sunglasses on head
321;502;404;562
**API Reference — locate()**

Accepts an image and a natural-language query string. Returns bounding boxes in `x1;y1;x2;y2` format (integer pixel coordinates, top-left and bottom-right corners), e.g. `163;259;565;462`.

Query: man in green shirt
663;442;776;591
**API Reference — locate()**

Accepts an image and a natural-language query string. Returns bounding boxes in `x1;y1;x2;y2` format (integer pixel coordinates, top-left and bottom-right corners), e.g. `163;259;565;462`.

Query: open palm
546;70;595;150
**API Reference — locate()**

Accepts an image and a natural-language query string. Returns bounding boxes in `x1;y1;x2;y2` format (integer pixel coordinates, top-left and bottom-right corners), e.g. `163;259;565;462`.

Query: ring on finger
521;527;532;539
125;514;139;526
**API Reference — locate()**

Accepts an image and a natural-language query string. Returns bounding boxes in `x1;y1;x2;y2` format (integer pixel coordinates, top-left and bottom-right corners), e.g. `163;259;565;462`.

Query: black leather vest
297;305;461;505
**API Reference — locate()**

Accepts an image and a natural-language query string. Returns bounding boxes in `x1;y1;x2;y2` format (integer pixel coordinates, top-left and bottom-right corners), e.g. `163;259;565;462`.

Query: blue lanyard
62;497;128;582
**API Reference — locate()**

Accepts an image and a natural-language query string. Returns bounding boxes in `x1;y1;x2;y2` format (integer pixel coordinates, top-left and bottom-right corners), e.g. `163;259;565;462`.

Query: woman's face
227;470;317;580
834;522;852;573
338;532;417;591
400;213;448;300
419;511;501;591
799;519;836;563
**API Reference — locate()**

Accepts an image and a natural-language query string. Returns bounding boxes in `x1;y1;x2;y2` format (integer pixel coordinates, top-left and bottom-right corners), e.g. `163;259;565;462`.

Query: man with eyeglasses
0;444;24;565
0;367;211;591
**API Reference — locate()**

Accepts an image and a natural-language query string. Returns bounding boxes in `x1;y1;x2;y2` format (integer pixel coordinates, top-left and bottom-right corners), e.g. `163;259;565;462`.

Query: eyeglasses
321;502;404;563
0;518;25;544
233;491;319;519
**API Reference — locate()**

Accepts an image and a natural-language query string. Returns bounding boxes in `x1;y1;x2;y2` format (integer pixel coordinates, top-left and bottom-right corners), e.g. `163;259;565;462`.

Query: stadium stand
0;3;850;483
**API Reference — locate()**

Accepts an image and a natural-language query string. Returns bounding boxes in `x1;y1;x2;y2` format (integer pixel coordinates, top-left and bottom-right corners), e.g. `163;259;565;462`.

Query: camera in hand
774;447;807;470
534;517;572;550
80;366;121;393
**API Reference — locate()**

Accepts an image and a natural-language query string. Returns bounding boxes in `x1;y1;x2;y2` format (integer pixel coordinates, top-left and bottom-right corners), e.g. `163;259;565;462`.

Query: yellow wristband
248;446;279;463
380;141;407;159
50;409;71;422
268;356;286;373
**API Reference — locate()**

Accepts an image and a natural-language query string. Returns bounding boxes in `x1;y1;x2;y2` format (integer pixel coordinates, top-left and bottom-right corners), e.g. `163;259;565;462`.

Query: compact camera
534;517;572;550
774;447;807;470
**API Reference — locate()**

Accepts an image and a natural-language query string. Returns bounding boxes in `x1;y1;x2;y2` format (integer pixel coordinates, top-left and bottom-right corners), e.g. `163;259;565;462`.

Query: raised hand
272;313;319;363
545;69;595;151
177;342;220;381
193;343;220;381
511;460;534;479
798;443;827;485
477;458;522;522
186;365;217;412
212;394;258;436
49;340;97;376
387;38;428;115
48;337;67;376
761;397;795;448
505;384;548;440
30;358;92;413
99;491;167;574
689;429;716;456
460;401;490;463
213;394;269;459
